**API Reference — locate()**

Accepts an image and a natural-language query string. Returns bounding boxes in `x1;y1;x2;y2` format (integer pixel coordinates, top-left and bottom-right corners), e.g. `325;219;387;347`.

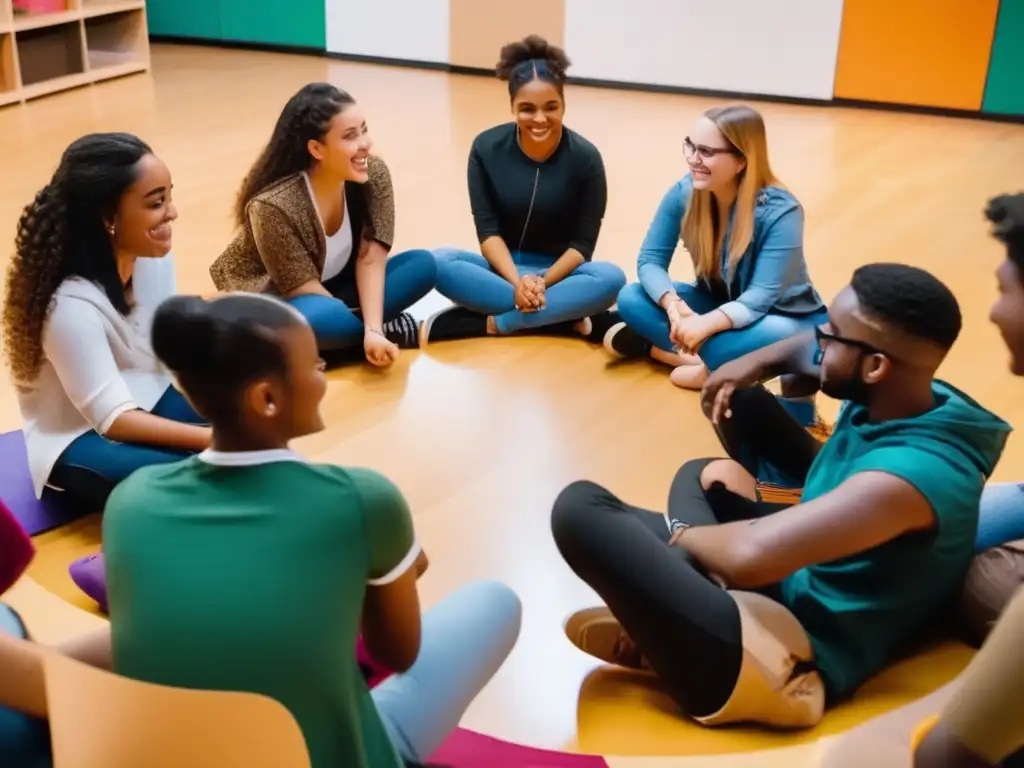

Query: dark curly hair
496;34;571;99
234;82;356;228
985;192;1024;279
851;263;962;350
3;133;151;385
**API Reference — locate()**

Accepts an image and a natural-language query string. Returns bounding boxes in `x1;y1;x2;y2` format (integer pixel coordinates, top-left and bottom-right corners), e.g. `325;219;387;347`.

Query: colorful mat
0;430;84;536
358;638;607;766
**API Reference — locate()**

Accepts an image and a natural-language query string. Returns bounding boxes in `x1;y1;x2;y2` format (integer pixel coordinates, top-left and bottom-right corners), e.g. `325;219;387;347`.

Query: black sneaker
592;311;651;358
382;312;421;349
420;306;489;343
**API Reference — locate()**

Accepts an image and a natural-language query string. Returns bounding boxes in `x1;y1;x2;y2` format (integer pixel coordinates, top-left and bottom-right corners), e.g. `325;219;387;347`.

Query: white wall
325;0;450;64
564;0;845;100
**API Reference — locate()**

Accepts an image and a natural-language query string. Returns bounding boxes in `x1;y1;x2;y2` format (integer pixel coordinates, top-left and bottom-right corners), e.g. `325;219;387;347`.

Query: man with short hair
552;262;1010;729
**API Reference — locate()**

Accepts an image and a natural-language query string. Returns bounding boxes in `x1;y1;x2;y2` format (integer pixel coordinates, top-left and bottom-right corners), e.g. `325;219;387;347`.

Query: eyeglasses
683;136;742;161
814;325;889;357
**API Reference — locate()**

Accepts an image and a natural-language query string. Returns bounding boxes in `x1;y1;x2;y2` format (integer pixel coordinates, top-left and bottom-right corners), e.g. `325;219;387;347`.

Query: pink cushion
0;499;34;594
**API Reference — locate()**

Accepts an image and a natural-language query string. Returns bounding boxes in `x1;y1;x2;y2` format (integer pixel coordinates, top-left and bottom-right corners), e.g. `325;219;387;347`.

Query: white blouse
16;254;178;498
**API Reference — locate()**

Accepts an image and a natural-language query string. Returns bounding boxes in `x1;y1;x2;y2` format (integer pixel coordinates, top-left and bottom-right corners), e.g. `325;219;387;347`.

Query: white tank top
303;172;353;282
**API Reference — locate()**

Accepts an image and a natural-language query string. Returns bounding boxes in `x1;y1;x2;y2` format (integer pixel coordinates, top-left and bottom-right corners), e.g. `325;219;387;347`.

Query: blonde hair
681;105;781;281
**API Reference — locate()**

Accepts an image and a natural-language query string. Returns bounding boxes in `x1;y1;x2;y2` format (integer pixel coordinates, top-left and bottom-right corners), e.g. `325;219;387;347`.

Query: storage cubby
0;0;149;105
84;9;144;69
15;21;83;85
0;32;18;105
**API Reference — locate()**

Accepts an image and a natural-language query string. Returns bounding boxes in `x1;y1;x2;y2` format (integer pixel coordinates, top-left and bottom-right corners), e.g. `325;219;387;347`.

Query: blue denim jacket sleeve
637;179;688;305
718;204;805;329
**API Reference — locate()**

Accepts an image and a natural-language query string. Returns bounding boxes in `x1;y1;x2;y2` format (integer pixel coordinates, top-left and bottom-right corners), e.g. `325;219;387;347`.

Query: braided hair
496;34;571;99
234;82;356;228
3;133;151;385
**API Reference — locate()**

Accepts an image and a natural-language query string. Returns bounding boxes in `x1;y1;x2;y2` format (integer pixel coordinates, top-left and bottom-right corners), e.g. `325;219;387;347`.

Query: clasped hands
667;300;717;355
514;274;546;312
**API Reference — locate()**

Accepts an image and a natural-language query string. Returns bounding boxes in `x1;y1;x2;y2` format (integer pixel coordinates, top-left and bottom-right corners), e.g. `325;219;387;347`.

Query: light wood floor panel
2;45;1024;751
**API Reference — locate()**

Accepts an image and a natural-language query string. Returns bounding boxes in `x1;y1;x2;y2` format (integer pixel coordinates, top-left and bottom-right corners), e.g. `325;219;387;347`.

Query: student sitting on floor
1;133;209;515
423;35;626;343
602;104;828;420
210;82;436;365
551;263;1009;730
101;293;521;768
958;192;1024;648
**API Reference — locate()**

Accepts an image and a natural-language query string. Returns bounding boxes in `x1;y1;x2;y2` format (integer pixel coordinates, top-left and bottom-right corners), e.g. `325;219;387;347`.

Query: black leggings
551;386;819;717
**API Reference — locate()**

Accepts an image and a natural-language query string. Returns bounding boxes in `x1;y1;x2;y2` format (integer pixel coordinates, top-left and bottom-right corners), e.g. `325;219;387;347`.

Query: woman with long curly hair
2;132;209;515
210;82;436;367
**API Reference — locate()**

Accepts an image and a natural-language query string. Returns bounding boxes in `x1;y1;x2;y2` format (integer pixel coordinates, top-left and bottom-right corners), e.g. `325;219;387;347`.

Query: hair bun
150;295;220;373
496;34;571;81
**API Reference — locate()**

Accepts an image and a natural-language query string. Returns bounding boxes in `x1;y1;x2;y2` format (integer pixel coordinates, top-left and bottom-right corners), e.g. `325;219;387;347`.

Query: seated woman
552;264;1009;731
101;293;521;768
605;105;826;413
210;82;436;366
1;133;209;517
423;35;626;343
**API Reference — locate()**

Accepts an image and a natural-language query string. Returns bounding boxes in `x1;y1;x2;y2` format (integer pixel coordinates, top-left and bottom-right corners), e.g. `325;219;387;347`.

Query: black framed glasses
815;325;889;357
683;136;742;160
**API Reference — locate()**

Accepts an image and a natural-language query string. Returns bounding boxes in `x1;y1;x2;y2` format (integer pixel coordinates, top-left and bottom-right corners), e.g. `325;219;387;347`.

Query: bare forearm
104;409;211;452
674;523;762;588
480;236;520;285
356;241;387;332
740;330;819;382
58;627;112;672
543;249;585;287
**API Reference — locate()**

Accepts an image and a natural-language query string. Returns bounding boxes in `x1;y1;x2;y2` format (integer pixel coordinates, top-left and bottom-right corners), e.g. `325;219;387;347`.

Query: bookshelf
0;0;149;107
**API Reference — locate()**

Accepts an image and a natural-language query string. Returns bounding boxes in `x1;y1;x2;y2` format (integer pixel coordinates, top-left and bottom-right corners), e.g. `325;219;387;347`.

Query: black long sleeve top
466;123;607;261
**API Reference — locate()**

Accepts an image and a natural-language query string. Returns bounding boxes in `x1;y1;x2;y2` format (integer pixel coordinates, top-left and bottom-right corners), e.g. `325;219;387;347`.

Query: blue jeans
48;386;205;510
977;483;1024;552
433;247;626;334
0;604;52;768
616;281;828;371
371;580;521;763
286;249;437;351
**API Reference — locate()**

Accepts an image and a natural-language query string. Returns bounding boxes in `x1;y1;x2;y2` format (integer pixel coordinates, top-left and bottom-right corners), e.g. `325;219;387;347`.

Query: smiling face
108;153;177;258
990;258;1024;376
684;116;746;194
308;102;372;183
512;76;564;146
240;319;328;442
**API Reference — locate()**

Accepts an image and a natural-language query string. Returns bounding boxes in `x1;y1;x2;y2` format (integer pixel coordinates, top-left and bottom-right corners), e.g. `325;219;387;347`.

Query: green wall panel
983;0;1024;116
219;0;326;49
145;0;221;40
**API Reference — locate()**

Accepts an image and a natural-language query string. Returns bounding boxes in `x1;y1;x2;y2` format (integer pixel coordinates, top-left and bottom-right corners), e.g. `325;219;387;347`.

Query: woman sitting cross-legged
210;82;436;367
101;293;521;768
605;105;827;424
1;133;209;517
423;35;626;343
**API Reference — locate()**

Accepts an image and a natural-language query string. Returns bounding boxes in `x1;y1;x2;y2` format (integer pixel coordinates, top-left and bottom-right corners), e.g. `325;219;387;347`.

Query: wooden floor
2;44;1024;752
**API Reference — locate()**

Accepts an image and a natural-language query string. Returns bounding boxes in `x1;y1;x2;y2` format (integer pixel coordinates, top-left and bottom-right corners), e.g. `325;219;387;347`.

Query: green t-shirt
102;449;419;768
780;381;1011;702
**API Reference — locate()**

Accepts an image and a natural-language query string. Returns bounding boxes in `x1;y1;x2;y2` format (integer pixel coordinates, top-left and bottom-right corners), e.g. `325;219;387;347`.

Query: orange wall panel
833;0;999;110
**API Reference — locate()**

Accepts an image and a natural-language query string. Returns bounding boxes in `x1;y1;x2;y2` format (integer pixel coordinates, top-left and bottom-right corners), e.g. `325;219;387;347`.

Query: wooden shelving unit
0;0;148;107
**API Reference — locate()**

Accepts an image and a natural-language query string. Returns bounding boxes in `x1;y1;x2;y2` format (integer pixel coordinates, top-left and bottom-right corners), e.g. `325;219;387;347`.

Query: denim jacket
636;174;824;328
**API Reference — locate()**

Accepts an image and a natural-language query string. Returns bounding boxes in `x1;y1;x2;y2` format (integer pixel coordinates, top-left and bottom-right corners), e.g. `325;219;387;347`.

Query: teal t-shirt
780;381;1011;701
102;449;419;768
